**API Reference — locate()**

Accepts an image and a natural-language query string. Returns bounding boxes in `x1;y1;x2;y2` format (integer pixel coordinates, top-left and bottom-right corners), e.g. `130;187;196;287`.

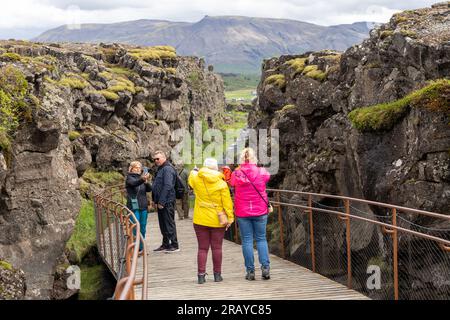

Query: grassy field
225;89;256;102
220;73;260;91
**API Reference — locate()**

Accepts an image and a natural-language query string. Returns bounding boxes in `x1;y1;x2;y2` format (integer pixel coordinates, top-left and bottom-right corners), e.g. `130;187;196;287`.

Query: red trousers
193;224;226;274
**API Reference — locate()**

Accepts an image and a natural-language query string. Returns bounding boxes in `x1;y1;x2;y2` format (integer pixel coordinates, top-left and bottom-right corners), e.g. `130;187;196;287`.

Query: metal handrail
260;188;449;300
94;184;148;300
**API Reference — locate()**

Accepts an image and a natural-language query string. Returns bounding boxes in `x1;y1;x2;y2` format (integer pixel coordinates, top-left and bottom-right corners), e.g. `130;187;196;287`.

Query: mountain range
33;16;376;74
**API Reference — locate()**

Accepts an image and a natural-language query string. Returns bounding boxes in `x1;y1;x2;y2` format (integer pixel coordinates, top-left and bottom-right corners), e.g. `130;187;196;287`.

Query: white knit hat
203;158;218;171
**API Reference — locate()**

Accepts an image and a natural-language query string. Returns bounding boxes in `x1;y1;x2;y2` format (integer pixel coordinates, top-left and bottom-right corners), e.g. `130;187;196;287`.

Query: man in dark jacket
126;161;152;251
152;150;179;252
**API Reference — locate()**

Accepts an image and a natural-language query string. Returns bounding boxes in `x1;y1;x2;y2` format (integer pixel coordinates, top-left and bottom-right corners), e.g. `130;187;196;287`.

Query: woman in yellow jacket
188;158;234;284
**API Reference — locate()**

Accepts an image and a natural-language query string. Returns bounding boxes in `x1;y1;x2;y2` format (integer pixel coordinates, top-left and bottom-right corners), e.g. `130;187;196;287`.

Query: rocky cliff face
0;41;225;298
249;2;449;298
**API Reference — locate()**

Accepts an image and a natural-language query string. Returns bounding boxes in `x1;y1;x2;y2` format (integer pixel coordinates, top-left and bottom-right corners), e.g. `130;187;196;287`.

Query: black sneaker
153;245;168;252
245;270;255;281
166;246;180;253
261;266;270;280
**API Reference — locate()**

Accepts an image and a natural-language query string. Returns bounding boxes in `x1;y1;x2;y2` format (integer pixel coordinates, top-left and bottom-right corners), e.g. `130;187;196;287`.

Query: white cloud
0;0;440;39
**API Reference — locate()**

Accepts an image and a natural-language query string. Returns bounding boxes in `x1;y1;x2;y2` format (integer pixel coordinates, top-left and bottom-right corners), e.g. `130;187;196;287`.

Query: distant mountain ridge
33;16;377;73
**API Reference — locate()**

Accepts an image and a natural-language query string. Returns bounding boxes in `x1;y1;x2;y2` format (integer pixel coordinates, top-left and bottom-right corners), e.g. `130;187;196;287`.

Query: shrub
348;79;450;132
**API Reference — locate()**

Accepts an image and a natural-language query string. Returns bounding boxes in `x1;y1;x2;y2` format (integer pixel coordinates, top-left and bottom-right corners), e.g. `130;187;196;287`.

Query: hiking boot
261;266;270;280
214;272;223;282
245;270;255;281
153;245;168;252
198;273;207;284
166;246;180;253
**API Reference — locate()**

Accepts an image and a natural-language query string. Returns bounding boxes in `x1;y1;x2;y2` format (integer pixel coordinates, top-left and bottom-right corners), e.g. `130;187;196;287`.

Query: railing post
344;199;352;289
392;208;399;300
106;204;115;272
308;195;316;272
276;191;286;259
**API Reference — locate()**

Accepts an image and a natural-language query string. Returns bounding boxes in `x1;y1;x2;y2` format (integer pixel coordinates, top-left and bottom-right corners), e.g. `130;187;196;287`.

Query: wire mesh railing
226;188;450;300
94;184;148;300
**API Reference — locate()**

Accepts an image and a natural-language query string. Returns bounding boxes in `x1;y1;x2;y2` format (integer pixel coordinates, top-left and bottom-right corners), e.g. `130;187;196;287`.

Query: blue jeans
131;210;148;250
237;215;270;272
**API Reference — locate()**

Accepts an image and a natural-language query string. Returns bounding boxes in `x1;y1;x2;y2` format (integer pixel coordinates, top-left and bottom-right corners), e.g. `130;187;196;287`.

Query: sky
0;0;440;39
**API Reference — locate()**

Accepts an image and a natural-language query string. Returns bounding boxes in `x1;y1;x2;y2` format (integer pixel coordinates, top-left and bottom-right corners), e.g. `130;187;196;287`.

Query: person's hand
157;203;164;209
225;222;233;231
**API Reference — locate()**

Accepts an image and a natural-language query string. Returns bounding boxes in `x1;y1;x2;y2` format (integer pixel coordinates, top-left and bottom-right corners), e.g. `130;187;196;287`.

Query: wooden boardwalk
134;211;369;300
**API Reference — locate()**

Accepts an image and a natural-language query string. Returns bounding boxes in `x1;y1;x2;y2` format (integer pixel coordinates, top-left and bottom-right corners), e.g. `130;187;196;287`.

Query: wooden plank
131;211;370;300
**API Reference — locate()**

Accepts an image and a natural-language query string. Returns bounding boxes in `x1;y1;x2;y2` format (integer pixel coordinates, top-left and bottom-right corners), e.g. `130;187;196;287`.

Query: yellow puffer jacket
188;167;234;228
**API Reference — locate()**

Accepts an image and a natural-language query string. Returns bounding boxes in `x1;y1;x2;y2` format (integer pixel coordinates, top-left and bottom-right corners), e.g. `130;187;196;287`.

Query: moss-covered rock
265;74;286;90
348;79;450;132
0;259;26;300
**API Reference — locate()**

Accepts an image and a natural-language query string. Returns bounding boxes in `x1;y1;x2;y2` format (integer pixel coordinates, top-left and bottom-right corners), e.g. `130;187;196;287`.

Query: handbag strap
239;168;270;207
201;178;224;215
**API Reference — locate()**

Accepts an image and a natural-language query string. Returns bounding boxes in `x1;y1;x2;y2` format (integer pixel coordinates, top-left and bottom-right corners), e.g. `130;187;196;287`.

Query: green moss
107;66;137;77
29;55;58;72
187;71;205;91
66;199;96;264
400;29;418;38
0;260;13;271
279;104;296;113
394;14;409;25
380;30;394;39
78;264;105;300
43;76;57;84
107;77;136;94
0;52;22;62
322;54;342;62
58;76;88;90
165;67;176;74
82;167;124;187
348;79;450;132
302;65;327;81
68;131;81;141
79;178;91;198
129;46;177;62
265;74;286;90
284;58;307;76
144;102;156;112
0;66;28;146
97;90;120;101
99;71;113;80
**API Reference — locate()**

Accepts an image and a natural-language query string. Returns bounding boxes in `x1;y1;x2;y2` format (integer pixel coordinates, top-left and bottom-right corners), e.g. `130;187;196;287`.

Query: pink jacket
230;163;270;218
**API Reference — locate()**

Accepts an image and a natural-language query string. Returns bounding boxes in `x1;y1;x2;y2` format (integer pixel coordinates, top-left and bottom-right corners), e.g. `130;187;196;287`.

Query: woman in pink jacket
230;148;271;280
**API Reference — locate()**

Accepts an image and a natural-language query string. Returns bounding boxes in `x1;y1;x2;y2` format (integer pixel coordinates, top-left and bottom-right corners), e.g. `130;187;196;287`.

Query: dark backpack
173;167;186;199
